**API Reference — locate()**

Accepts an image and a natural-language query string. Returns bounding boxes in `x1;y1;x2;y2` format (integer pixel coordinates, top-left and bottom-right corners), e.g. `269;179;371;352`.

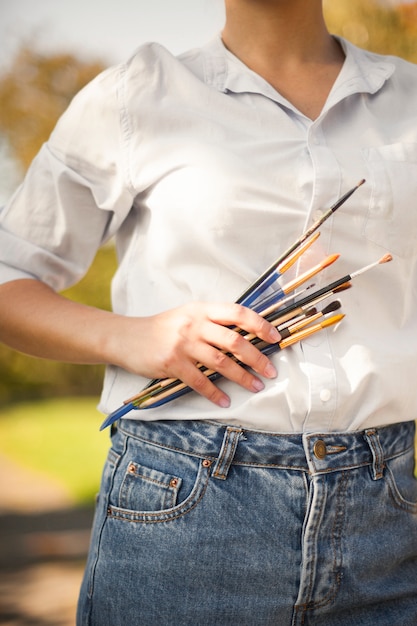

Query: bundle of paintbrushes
100;179;392;430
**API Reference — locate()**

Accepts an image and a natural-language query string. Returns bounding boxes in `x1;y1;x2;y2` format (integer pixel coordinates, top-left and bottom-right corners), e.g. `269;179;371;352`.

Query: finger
198;321;277;380
207;303;281;344
172;360;232;408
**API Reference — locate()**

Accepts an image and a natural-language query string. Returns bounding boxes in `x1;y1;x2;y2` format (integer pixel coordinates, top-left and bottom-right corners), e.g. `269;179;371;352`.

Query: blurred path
0;455;94;626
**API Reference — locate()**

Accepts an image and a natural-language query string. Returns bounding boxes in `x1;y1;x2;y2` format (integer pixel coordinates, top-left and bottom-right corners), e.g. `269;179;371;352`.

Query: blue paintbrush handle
251;287;286;313
99;342;282;429
240;272;282;307
99;401;136;431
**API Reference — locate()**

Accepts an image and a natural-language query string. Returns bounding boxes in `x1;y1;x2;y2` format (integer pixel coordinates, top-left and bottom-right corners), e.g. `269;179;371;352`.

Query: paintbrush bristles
380;253;393;264
321;253;341;269
321;313;345;328
276;314;345;349
351;253;393;278
321;300;342;315
333;282;351;293
281;253;340;294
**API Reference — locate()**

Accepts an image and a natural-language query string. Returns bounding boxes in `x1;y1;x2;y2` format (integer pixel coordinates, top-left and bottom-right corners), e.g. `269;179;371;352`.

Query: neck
221;0;344;119
222;0;338;71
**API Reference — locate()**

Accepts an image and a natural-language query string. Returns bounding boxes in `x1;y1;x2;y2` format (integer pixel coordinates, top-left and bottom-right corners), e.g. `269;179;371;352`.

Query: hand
112;301;281;408
0;282;280;408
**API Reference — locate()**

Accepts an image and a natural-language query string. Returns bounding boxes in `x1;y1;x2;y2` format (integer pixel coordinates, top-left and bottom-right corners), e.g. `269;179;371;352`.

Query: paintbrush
255;281;351;329
231;253;339;341
117;302;343;413
100;239;392;430
276;299;342;338
268;253;339;300
253;300;342;352
236;179;365;305
128;182;364;396
240;231;320;307
263;254;392;325
134;252;338;398
143;254;387;387
130;313;346;412
99;283;352;430
98;285;352;430
252;282;316;314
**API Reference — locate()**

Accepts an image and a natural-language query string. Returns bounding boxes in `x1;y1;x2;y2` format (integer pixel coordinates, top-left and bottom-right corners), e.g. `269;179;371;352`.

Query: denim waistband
117;419;416;477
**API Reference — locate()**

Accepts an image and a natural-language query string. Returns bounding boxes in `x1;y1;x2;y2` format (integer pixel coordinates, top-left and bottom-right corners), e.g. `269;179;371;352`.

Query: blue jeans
77;419;417;625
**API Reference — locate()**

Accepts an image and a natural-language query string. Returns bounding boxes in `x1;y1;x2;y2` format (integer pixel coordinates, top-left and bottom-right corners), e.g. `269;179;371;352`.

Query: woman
1;1;416;624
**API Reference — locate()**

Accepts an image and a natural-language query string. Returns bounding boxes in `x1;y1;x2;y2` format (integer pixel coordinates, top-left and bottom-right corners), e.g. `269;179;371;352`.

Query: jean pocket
361;143;417;258
119;462;183;511
385;447;417;513
108;438;212;523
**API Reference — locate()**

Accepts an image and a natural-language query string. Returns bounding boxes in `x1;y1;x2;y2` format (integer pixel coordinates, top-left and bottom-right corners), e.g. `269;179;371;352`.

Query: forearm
0;278;126;366
0;278;280;408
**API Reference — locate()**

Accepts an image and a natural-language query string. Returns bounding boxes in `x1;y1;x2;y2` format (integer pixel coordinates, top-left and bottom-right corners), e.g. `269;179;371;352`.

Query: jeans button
313;440;327;460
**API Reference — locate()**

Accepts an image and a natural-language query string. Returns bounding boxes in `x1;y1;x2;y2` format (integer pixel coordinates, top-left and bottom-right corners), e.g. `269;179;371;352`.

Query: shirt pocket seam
361;143;417;258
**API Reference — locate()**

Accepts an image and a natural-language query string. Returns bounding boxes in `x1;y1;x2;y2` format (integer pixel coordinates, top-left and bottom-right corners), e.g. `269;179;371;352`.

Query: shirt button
312;210;323;221
320;389;332;402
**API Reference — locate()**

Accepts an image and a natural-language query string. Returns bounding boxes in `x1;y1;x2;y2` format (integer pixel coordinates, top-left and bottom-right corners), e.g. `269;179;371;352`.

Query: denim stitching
213;427;242;479
293;475;327;622
117;424;414;472
118;425;307;469
212;426;232;479
106;462;211;524
85;431;127;620
308;470;348;612
385;465;417;513
364;429;384;480
294;471;349;622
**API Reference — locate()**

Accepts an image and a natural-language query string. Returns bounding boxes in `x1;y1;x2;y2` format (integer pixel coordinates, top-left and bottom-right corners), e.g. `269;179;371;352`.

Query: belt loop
364;428;385;480
212;427;243;480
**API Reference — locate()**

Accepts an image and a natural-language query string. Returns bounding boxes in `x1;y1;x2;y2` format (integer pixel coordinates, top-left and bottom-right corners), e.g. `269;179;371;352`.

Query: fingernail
252;379;265;392
264;363;277;378
219;396;231;408
268;327;280;341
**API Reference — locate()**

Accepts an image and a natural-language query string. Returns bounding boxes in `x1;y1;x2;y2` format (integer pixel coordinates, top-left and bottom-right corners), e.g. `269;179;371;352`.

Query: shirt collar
202;34;395;112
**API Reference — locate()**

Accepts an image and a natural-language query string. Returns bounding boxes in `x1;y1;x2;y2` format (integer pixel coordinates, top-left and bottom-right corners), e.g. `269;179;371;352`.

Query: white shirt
1;36;417;432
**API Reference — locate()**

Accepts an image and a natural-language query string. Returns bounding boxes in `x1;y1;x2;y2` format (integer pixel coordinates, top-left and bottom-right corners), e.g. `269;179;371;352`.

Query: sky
0;0;226;70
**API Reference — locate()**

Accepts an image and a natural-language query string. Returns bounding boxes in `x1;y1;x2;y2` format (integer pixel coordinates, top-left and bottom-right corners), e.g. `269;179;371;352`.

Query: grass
0;397;110;503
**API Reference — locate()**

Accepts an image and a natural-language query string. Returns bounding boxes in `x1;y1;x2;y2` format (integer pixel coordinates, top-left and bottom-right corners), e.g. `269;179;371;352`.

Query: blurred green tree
0;47;117;406
324;0;417;62
0;47;104;169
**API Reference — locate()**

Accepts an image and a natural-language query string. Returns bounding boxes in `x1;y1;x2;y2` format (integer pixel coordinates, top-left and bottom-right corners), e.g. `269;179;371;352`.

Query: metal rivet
128;463;136;474
202;459;212;468
313;440;327;460
169;478;179;488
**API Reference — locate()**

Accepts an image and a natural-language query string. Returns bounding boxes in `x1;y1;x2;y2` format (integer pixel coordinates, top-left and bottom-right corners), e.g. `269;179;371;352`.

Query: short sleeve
0;62;134;292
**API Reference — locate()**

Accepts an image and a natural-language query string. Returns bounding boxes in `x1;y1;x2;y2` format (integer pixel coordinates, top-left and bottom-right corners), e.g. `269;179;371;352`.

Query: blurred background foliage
0;0;416;407
324;0;417;62
0;49;104;170
0;49;116;406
